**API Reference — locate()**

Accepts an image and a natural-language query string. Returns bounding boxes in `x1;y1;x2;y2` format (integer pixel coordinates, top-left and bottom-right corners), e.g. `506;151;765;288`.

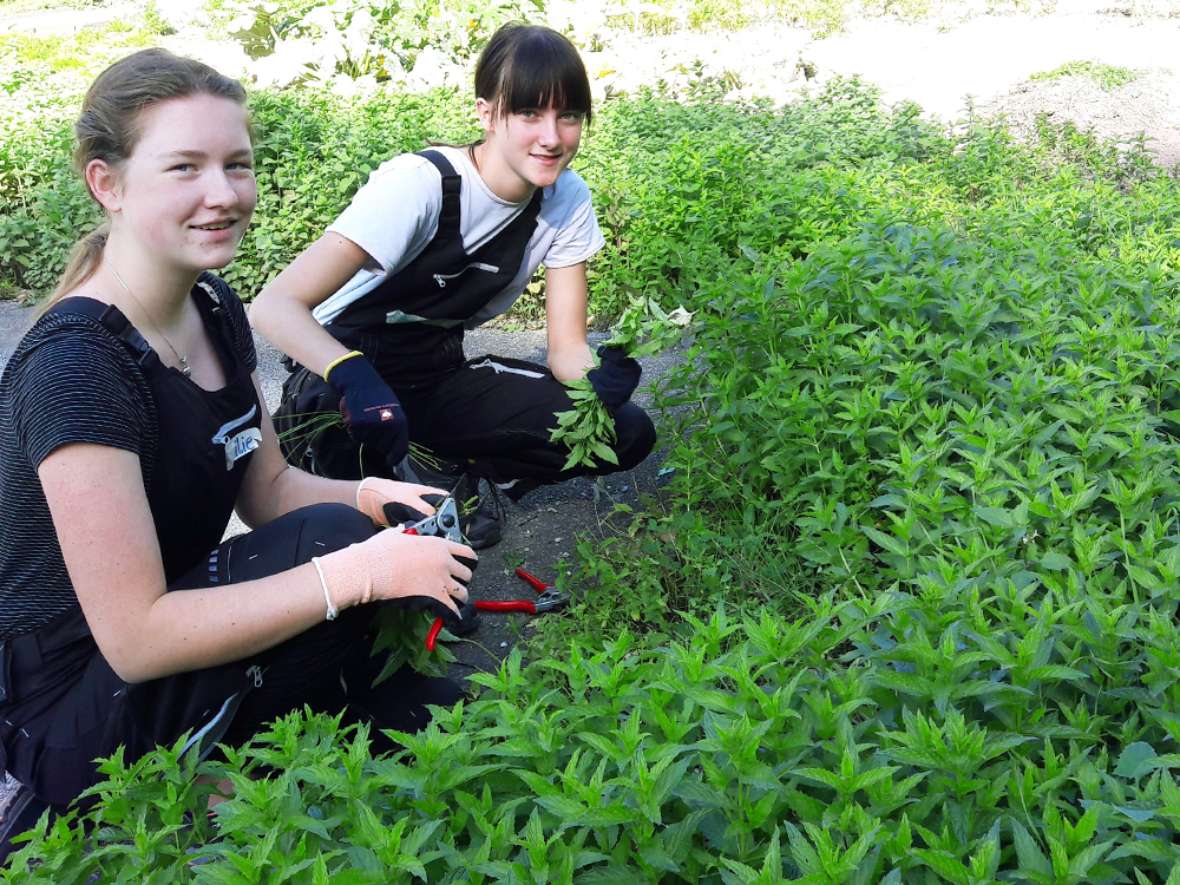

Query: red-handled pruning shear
425;565;567;652
401;496;463;541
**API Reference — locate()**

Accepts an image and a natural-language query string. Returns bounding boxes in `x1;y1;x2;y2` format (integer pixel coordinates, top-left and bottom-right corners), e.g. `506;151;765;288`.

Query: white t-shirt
314;145;605;329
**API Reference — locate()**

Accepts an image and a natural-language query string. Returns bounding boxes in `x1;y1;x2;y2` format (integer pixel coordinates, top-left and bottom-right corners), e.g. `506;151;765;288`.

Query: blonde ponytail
37;225;110;317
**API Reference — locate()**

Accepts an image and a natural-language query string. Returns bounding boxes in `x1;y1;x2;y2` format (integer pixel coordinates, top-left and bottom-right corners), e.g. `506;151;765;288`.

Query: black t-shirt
0;275;257;639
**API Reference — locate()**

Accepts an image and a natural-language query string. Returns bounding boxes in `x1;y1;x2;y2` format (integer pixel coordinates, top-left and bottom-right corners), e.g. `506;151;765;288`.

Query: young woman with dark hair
253;23;657;548
0;49;475;848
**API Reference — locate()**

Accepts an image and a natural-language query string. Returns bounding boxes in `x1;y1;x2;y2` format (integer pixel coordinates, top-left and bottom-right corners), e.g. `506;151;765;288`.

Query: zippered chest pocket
432;262;500;288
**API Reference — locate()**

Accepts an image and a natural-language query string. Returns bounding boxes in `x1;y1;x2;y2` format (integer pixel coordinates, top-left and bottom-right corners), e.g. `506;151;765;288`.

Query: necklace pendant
179;359;192;378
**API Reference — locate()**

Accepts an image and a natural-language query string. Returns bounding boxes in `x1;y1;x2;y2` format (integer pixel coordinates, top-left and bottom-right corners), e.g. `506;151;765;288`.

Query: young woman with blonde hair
0;48;474;847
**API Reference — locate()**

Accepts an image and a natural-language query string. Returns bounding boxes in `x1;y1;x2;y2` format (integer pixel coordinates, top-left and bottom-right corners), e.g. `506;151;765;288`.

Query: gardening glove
355;477;448;528
325;351;409;469
586;345;641;410
356;484;479;584
398;491;479;587
314;526;476;619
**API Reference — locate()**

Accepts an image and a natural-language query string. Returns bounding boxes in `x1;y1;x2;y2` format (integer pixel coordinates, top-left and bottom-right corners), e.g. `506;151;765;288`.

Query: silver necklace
110;267;192;378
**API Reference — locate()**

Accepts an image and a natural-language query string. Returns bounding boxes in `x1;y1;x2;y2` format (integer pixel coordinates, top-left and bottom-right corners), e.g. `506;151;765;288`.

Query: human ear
85;159;123;212
476;97;496;134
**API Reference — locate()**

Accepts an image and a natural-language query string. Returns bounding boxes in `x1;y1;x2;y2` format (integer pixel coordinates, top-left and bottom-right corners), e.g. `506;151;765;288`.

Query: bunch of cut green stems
550;297;693;470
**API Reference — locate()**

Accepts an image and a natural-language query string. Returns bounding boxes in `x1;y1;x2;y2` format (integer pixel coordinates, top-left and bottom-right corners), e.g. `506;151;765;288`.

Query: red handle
425;616;444;651
514;567;549;593
475;599;538;614
409;527;444;650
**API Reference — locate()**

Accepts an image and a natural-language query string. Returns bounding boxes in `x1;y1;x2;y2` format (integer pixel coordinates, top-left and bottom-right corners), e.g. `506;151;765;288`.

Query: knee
612;404;657;471
292;503;377;554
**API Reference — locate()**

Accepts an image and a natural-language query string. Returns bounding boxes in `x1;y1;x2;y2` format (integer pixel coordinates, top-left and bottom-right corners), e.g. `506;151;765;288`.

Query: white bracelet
355;476;377;513
311;556;337;621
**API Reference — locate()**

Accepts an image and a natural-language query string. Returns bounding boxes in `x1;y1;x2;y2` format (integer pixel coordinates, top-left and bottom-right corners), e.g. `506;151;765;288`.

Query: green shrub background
5;75;1180;881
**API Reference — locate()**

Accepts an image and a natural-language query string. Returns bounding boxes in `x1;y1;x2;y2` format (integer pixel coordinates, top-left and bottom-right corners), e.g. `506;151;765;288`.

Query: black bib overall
0;280;440;818
327;149;543;387
275;150;656;488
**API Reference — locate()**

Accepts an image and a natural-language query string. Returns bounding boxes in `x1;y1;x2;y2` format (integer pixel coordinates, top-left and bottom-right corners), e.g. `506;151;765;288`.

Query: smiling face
98;93;256;274
477;100;585;201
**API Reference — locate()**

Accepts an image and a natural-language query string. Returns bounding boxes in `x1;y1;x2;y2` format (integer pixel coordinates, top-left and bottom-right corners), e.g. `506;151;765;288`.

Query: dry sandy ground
4;2;1179;168
808;6;1180;168
587;3;1180;170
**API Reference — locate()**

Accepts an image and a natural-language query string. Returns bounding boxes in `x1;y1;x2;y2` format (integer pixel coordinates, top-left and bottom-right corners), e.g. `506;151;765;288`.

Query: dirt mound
985;68;1180;170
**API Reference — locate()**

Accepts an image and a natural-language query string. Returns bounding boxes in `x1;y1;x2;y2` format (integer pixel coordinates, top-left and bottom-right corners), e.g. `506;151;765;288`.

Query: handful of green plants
549;297;692;470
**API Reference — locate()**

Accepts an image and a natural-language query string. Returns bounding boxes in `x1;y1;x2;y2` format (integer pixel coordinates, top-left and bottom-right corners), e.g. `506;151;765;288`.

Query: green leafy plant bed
6;77;1180;880
1030;61;1140;92
8;606;1180;881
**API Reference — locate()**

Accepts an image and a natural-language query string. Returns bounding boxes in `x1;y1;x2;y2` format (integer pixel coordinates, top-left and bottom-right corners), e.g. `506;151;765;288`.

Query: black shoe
448;600;481;636
400;453;465;493
401;456;505;550
461;478;504;550
494;477;541;503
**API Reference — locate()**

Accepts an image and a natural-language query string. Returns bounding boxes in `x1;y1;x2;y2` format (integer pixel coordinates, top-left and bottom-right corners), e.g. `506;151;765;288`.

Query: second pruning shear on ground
424;564;567;651
400;496;568;651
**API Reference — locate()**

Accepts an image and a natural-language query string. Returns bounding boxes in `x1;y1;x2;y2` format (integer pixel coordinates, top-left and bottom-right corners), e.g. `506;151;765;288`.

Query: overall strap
416;149;462;241
194;273;241;347
195;272;227;317
45;297;158;370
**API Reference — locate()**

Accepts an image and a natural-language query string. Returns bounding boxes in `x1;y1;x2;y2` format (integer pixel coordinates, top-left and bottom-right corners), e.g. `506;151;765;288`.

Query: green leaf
1040;551;1072;571
591;441;621;465
913;849;968;884
862;526;908;557
1011;820;1050;875
534;795;590;820
1114;741;1157;779
579;865;647;885
973;506;1015;528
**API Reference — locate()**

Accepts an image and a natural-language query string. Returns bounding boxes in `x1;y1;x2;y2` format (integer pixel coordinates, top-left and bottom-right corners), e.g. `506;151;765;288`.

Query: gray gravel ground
0;298;676;823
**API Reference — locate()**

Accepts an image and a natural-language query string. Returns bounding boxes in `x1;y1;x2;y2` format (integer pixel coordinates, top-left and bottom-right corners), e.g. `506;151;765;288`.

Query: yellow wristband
323;350;364;382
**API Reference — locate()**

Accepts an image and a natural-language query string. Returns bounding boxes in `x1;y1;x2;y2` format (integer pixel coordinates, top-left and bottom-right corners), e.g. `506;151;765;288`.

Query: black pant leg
5;505;384;808
165;504;383;748
398;355;656;487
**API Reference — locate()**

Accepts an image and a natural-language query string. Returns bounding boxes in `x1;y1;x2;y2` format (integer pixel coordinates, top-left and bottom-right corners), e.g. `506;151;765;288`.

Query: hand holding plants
315;527;473;617
550;297;693;470
586;345;642;409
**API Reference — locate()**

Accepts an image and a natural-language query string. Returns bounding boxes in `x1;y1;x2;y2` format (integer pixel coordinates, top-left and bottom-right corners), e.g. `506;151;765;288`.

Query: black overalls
0;279;454;819
277;150;655;488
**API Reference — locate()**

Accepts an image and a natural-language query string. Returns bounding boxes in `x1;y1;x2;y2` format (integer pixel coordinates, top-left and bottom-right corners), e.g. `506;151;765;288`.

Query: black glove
586;345;641;409
392;495;480;637
326;352;409;469
387;595;477;633
380;493;445;530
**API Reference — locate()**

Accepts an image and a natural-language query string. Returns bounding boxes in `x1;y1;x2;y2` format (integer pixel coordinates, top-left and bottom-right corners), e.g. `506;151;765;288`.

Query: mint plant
549;297;693;470
6;71;1180;883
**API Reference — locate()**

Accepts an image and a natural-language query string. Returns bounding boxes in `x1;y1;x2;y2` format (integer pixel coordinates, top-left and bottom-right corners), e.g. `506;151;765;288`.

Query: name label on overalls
212;406;262;471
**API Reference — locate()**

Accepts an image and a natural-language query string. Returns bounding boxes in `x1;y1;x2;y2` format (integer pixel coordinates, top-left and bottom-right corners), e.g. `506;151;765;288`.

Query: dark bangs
476;25;592;124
